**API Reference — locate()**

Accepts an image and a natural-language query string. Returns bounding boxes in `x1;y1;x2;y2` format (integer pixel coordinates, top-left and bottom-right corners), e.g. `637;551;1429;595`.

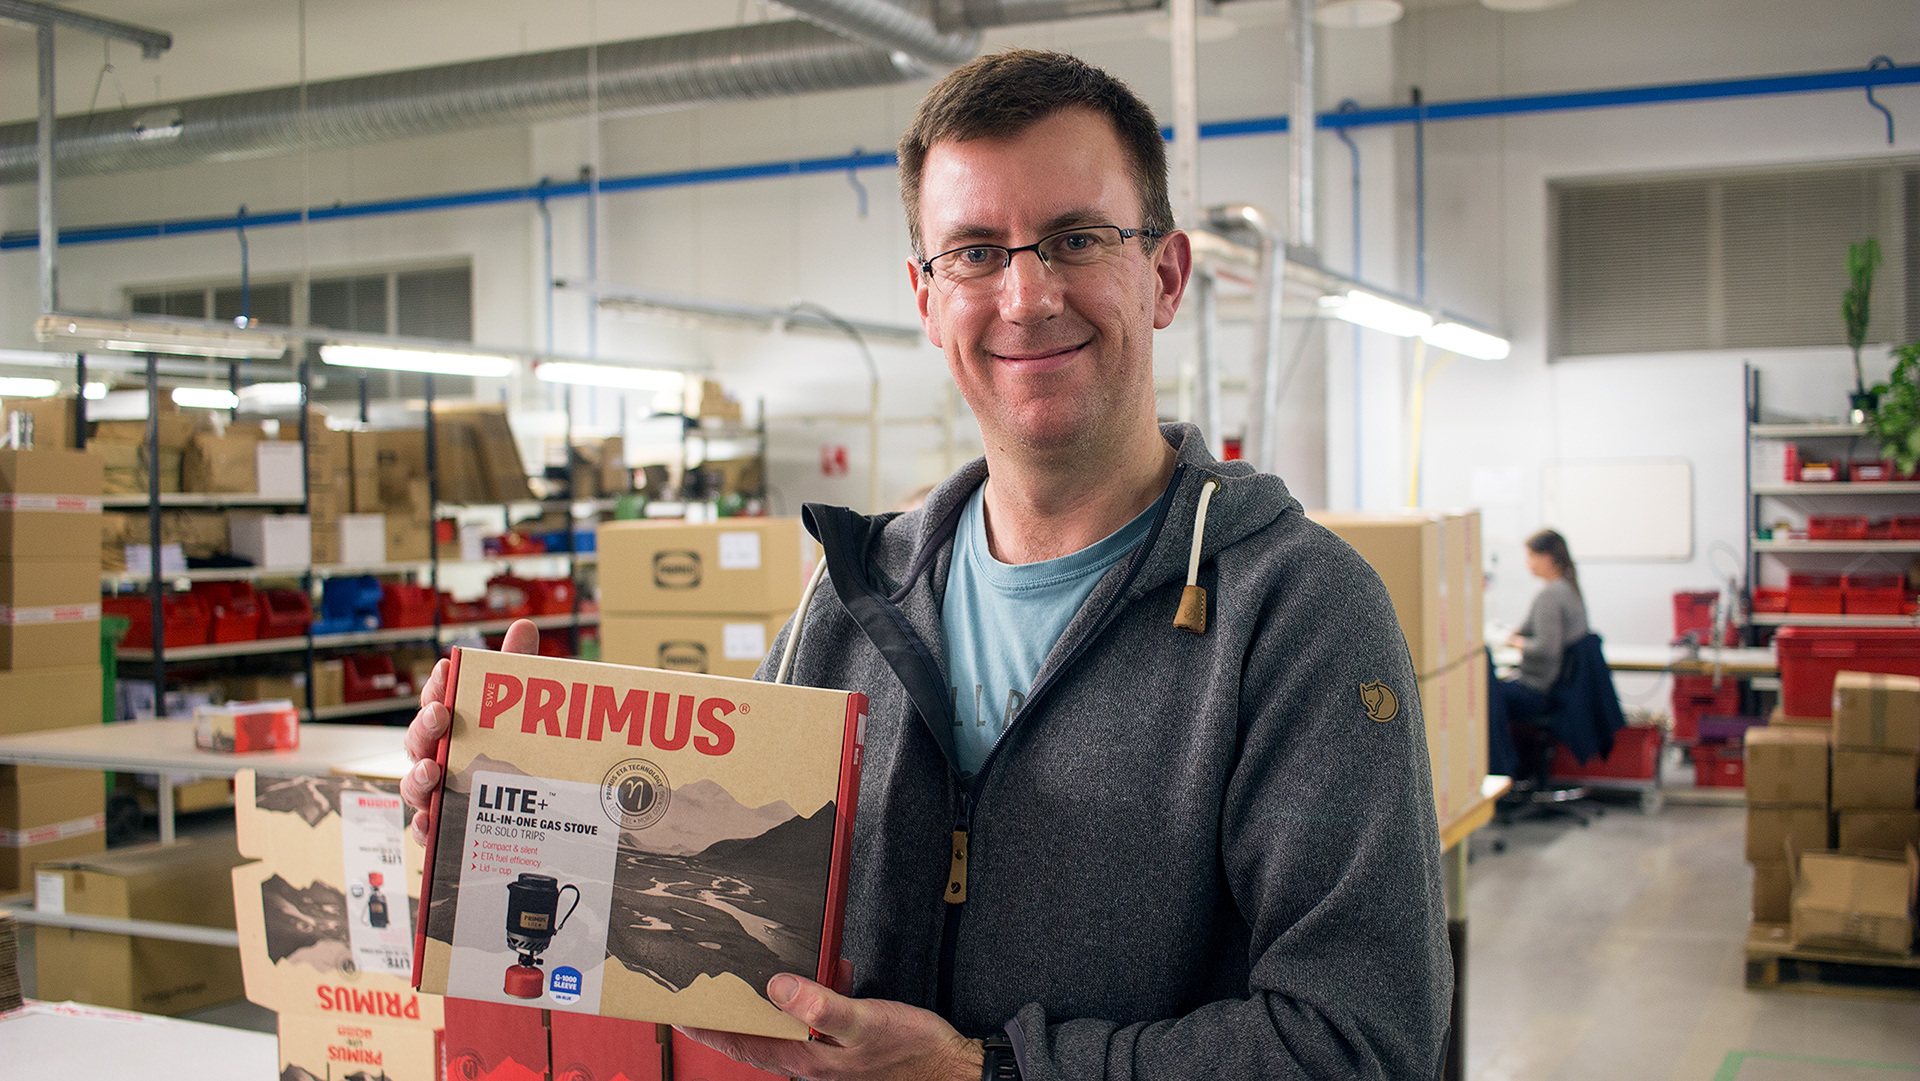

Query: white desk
1490;643;1777;677
0;1001;276;1081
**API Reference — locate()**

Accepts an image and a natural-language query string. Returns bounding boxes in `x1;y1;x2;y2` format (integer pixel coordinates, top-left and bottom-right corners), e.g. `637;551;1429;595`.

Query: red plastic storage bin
1552;725;1661;781
1786;573;1845;615
194;582;260;643
1672;591;1738;646
343;653;405;702
1850;460;1897;482
1670;675;1741;742
1806;515;1869;540
1843;574;1908;616
1692;742;1745;787
1891;516;1920;541
103;593;212;649
509;576;577;616
1776;627;1920;718
378;583;437;628
257;588;312;639
1751;588;1789;613
482;576;537;619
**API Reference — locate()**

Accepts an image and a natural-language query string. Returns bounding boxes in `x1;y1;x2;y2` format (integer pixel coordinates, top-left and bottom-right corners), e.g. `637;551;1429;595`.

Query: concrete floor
12;799;1920;1076
1468;798;1920;1080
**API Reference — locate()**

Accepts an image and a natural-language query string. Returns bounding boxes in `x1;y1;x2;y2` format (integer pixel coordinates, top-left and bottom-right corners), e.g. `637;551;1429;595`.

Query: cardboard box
195;700;300;752
350;430;382;513
229;512;313;569
600;614;786;680
0;664;102;737
1;829;103;893
34;836;250;1014
3;396;75;450
0;559;101;671
1789;847;1918;955
314;659;346;708
339;513;387;565
1416;650;1487;829
225;672;303;703
386;513;432;563
91;408;201;451
599;518;806;617
181;430;263;494
443;997;550;1081
375;430;429;507
256;441;306;500
415;649;866;1038
275;1013;442;1081
1752;860;1792;923
1745;726;1832;807
1306;511;1484;676
0;448;104;562
1;773;107;889
1833;670;1920;753
1832;747;1920;811
1747;806;1829;863
1837;810;1920;853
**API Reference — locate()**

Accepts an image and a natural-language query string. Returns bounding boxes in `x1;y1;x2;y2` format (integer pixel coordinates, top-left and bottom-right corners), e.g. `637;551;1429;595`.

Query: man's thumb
501;618;540;655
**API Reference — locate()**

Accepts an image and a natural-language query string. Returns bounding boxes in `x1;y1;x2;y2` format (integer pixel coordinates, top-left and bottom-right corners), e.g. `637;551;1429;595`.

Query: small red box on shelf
482;575;537;619
194;582;260;643
1751;588;1789;613
1776;627;1920;717
1851;460;1896;482
377;582;437;628
342;653;406;703
257;588;312;639
104;593;212;649
1786;573;1845;615
1843;574;1908;616
1806;515;1869;540
1891;516;1920;540
1691;742;1745;787
1552;724;1661;781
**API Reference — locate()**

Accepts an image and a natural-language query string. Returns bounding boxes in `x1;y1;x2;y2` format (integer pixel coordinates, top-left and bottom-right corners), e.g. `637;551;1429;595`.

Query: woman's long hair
1526;529;1580;597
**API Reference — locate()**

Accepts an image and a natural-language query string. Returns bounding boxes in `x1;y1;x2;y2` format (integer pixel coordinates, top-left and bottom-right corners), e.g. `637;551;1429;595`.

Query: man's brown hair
897;48;1174;257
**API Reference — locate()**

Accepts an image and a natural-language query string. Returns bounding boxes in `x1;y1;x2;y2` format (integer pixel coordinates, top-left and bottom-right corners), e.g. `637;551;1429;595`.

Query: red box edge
411;644;463;991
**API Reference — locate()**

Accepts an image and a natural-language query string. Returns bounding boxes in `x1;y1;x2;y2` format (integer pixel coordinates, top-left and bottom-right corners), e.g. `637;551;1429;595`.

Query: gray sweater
762;424;1451;1079
1516;578;1589;692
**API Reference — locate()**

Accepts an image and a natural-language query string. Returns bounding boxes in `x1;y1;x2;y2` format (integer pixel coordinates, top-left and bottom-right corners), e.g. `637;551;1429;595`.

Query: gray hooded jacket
761;424;1451;1079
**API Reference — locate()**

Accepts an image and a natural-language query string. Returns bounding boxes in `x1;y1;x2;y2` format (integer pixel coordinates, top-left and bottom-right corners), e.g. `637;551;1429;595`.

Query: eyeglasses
918;225;1163;292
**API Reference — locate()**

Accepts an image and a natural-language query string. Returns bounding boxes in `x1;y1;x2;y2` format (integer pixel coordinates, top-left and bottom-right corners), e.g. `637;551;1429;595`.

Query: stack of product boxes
597;518;808;679
1308;510;1487;828
0;447;107;890
1746;672;1920;953
295;414;352;566
352;429;434;563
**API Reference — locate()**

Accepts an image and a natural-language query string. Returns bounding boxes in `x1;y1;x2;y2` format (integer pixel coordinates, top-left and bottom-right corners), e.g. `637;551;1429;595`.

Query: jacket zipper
933;464;1189;1016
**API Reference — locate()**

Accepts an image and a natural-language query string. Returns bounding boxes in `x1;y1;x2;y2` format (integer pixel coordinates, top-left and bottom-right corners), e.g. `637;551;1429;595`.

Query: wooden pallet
1745;923;1920;1001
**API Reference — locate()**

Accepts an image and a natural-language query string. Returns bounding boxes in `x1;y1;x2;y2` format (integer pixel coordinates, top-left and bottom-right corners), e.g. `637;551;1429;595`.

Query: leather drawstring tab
1174;478;1220;634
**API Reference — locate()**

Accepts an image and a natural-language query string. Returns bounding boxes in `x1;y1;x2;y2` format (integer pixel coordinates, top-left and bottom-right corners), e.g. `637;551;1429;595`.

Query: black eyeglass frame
917;225;1166;280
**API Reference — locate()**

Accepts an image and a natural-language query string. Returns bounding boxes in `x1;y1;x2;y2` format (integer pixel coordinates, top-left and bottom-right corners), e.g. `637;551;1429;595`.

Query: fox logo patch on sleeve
1359;681;1399;723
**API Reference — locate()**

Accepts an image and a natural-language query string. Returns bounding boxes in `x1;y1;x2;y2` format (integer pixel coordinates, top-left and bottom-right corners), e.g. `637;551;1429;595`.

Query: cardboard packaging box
1416;649;1487;828
1789;846;1918;955
375;430;430;508
314;658;346;708
1833;670;1920;753
1306;510;1484;677
415;649;866;1038
599;518;807;616
600;614;785;680
1744;726;1832;807
386;513;432;563
0;448;103;562
1831;747;1920;811
1;772;106;892
0;664;102;738
275;1012;442;1081
2;829;103;894
181;430;263;494
350;430;382;513
229;512;313;570
195;700;300;752
3;396;75;451
35;836;250;1014
1747;806;1830;863
1837;810;1920;853
0;559;101;671
1751;860;1792;923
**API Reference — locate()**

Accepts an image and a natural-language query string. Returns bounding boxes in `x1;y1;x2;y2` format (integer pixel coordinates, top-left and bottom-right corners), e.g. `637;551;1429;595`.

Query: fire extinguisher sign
338;789;413;976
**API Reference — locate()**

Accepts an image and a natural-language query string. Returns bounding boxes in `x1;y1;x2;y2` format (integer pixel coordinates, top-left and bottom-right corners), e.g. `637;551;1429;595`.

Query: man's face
908;107;1190;457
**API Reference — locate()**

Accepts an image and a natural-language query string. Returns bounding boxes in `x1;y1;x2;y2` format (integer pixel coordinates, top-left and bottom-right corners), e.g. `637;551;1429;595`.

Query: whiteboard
1541;458;1693;561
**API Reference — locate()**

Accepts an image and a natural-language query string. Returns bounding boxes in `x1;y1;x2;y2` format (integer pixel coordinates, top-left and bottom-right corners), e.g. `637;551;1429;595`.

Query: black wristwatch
981;1034;1020;1080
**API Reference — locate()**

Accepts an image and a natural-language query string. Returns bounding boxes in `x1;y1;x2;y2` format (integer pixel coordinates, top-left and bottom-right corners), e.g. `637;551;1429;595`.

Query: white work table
0;1001;276;1081
1490;642;1777;677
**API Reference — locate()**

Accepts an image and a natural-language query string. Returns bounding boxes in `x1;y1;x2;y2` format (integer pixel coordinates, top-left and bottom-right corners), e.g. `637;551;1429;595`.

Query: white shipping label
34;871;64;914
717;531;762;570
722;622;769;661
338;788;414;977
446;771;619;1012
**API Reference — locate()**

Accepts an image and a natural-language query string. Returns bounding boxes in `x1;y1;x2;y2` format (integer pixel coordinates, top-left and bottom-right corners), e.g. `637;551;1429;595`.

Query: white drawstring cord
1186;479;1218;588
1174;478;1220;634
775;556;831;685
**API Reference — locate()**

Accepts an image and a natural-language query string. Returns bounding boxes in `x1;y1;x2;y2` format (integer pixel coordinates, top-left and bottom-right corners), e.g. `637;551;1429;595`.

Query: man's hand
677;974;983;1081
400;618;540;846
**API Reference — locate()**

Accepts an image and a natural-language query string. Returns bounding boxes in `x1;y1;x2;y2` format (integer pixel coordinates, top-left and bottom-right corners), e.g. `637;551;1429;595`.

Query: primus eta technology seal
601;759;671;830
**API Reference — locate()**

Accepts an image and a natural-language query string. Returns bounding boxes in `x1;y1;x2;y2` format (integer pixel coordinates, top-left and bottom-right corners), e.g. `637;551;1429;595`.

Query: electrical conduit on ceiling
1;59;1915;251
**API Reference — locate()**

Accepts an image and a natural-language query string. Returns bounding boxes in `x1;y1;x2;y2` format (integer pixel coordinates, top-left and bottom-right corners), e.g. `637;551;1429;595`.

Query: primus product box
413;648;866;1040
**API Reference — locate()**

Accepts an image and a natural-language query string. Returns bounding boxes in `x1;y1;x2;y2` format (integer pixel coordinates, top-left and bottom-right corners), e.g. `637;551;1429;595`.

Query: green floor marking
1715;1050;1920;1081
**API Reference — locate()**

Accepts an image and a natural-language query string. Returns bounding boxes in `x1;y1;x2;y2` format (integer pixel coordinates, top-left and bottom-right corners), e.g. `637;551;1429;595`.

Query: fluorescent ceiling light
237;382;306;410
320;344;516;379
83;382;108;400
1314;0;1404;28
172;387;240;410
535;361;686;392
0;377;60;397
1143;13;1238;41
1422;321;1512;360
1482;0;1576;9
1319;290;1433;337
35;313;290;360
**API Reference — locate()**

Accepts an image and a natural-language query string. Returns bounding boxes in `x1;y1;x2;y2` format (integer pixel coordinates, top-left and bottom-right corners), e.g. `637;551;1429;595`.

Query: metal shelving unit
1751;539;1920;553
1751;612;1919;628
116;611;600;661
1751;481;1920;495
102;550;596;587
100;493;307;509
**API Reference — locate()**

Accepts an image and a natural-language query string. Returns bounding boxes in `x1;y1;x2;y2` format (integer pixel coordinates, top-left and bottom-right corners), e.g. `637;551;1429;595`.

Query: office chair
1493;634;1627;832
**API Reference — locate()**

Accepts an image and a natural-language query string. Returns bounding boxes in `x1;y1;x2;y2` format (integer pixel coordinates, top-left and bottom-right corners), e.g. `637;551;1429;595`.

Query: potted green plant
1843;237;1883;422
1863;342;1920;476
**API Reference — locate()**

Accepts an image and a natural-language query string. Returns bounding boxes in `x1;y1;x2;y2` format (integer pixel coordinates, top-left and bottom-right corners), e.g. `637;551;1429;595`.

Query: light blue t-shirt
942;483;1155;779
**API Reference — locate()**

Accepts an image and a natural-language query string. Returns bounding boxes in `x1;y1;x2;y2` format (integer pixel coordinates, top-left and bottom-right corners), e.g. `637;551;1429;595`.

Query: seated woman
1496;528;1589;724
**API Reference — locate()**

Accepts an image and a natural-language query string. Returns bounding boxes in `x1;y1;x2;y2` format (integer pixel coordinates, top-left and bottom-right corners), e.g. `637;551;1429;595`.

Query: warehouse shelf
1750;612;1919;628
101;493;307;509
310;697;417;721
1749;481;1920;495
1747;422;1870;439
1750;538;1920;553
117;611;600;662
102;551;598;587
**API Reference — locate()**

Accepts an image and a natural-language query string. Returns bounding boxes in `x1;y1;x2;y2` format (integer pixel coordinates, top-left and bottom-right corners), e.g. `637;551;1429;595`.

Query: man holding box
405;49;1448;1081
